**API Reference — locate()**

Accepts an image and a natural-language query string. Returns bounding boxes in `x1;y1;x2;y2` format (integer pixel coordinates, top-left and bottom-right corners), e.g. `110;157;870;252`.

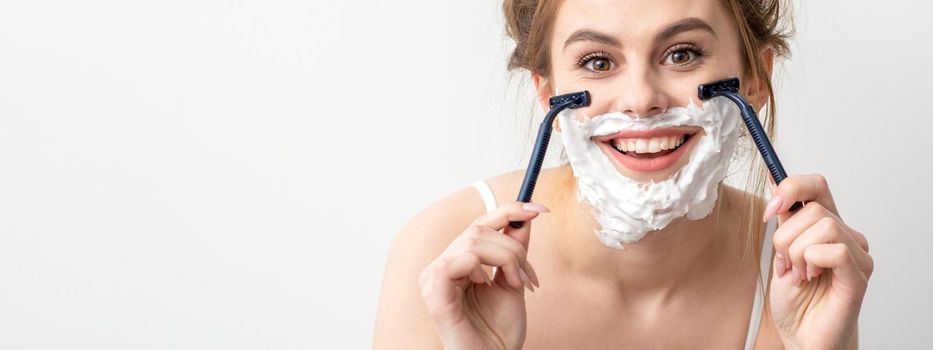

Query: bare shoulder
485;165;574;208
386;169;537;271
372;177;508;348
391;184;487;255
382;166;558;265
380;181;493;283
483;169;523;205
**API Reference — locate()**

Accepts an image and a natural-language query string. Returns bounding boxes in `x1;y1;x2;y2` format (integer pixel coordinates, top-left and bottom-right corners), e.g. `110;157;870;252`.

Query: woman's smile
593;126;702;173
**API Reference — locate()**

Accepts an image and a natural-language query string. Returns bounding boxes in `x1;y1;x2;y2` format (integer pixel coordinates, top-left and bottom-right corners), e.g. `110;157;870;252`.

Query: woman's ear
532;73;553;110
532;73;562;131
744;46;775;110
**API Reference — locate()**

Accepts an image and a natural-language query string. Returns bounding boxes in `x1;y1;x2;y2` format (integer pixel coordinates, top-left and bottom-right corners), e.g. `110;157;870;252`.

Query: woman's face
541;0;768;182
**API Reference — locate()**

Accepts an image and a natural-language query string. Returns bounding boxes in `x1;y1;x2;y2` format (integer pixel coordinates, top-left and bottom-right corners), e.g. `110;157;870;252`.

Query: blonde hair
503;0;794;262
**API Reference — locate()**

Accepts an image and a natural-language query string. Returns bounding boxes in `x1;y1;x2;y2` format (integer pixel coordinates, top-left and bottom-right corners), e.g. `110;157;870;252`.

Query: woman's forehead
551;0;732;44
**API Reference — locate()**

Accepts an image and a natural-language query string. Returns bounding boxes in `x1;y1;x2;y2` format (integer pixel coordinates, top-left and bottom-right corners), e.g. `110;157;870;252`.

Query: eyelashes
575;51;610;67
662;43;705;66
573;43;706;74
574;51;613;72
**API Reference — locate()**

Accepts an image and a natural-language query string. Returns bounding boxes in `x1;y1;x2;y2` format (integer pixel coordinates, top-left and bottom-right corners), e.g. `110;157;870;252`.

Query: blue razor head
698;77;740;100
549;90;591;109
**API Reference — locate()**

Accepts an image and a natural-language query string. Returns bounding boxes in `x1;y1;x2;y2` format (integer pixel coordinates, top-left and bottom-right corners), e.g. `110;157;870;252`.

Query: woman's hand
419;202;546;350
766;174;874;350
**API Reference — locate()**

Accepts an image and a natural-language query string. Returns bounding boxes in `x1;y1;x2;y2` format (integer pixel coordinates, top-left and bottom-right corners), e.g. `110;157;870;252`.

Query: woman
374;0;873;348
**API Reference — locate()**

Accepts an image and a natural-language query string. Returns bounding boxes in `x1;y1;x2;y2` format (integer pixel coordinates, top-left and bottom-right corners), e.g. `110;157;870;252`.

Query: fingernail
807;266;818;282
519;268;530;283
525;263;540;288
518;269;533;292
522;202;550;213
763;195;784;222
484;272;493;286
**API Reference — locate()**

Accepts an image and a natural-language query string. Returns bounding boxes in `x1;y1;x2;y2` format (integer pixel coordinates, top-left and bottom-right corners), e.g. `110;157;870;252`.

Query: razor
509;90;591;229
698;77;803;212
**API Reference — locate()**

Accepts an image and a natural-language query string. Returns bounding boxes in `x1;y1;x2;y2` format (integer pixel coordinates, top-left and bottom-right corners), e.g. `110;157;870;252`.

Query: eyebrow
562;30;621;50
562;17;717;51
655;17;717;43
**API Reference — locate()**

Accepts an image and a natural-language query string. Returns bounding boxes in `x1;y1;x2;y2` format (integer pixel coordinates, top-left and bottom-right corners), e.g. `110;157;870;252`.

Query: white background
1;0;931;348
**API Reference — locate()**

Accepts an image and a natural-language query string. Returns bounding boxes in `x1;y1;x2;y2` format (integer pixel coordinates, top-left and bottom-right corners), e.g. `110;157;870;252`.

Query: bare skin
374;0;872;348
376;165;778;349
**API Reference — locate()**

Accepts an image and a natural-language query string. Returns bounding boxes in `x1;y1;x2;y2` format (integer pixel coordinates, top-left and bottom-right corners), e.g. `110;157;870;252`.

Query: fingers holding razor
449;235;532;292
467;201;547;288
473;201;547;247
771;202;873;286
802;243;871;300
422;201;547;316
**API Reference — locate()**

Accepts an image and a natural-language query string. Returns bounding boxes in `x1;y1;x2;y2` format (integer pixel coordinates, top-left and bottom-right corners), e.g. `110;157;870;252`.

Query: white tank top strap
472;180;498;213
744;217;777;350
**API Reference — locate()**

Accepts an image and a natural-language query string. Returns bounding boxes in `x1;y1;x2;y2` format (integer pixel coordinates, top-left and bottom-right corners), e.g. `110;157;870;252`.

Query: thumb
504;203;547;248
504;214;533;248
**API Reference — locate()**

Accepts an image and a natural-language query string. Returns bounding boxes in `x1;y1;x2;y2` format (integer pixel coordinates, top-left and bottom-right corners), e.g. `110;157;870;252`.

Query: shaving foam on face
557;97;741;249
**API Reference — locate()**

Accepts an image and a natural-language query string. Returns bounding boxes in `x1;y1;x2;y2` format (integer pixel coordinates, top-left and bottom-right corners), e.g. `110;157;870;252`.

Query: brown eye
671;50;690;64
590;57;611;71
664;48;699;66
576;52;614;73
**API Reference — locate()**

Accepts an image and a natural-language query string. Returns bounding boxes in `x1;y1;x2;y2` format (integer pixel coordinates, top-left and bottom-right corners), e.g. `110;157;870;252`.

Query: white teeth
612;139;625;152
610;134;689;154
648;139;661;153
635;139;648;153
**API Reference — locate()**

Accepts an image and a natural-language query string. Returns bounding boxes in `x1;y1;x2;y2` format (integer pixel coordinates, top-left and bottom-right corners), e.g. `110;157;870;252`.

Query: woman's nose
612;70;671;118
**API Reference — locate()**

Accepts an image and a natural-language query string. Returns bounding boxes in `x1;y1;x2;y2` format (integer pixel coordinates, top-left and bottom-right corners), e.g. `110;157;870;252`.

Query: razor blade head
698;77;740;100
549;90;591;109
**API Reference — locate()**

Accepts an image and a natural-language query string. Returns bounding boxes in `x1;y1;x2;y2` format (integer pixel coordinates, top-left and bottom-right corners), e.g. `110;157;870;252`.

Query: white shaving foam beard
557;97;741;250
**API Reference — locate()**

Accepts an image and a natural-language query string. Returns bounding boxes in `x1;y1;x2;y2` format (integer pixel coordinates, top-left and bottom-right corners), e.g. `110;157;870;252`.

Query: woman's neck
547;165;743;299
